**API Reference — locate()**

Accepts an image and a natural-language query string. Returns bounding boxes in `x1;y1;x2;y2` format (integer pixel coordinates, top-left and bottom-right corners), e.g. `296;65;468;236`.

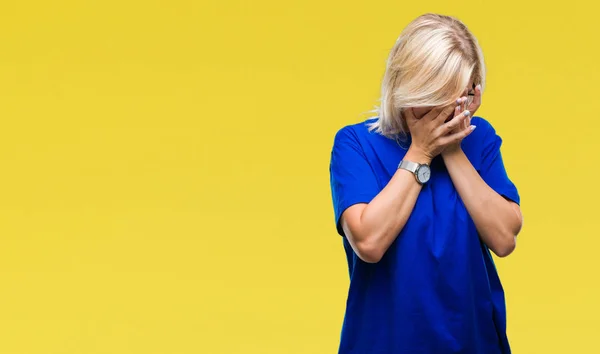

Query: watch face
417;165;431;183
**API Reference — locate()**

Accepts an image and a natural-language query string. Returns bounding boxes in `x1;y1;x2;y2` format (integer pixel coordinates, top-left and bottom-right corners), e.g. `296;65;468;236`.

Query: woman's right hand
404;102;474;161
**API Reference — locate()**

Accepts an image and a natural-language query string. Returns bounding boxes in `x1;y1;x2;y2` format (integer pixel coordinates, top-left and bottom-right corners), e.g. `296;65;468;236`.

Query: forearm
348;148;428;261
442;149;522;256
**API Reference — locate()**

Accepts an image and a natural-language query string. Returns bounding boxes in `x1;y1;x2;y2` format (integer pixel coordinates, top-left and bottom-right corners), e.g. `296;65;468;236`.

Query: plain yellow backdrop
0;0;598;353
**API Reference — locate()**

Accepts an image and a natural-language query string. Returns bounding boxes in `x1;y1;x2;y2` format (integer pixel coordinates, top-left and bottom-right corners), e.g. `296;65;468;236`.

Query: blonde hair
369;14;486;138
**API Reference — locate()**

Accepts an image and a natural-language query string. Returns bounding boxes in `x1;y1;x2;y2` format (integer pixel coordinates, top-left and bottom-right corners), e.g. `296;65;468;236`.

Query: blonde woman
329;14;523;353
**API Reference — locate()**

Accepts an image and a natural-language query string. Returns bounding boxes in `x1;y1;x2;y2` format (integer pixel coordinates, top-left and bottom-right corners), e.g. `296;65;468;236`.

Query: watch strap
398;160;420;173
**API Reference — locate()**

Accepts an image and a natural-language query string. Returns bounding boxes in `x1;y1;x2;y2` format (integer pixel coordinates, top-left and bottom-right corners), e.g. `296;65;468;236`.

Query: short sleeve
329;127;380;236
479;121;520;205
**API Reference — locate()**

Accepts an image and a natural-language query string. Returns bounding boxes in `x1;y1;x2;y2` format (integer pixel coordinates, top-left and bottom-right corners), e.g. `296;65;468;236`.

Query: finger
452;104;461;124
422;105;446;121
444;102;460;124
431;103;457;124
468;84;482;112
456;97;467;129
462;98;469;129
461;107;467;131
441;109;470;135
441;123;476;145
467;108;471;127
459;97;466;130
454;96;464;113
474;84;482;105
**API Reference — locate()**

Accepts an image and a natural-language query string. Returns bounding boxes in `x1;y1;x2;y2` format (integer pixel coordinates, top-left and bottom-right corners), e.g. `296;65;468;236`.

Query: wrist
405;146;432;165
442;146;464;160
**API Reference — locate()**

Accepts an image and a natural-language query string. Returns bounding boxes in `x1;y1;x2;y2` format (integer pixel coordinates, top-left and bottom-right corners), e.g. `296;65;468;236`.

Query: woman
329;14;523;354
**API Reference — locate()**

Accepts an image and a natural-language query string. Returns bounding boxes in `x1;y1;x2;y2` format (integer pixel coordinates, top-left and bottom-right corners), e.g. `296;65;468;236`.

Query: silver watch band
398;160;420;173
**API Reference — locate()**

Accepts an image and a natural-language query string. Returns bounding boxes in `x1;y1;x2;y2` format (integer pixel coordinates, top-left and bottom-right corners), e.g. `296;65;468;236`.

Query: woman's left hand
443;85;482;155
466;84;482;117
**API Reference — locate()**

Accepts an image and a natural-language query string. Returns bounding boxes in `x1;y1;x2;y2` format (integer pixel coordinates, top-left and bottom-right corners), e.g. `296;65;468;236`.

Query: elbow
489;211;522;258
495;214;523;258
354;239;385;263
492;235;517;258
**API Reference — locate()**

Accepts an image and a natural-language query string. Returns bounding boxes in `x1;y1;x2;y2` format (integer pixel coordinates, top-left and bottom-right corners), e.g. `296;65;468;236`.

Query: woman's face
410;83;475;121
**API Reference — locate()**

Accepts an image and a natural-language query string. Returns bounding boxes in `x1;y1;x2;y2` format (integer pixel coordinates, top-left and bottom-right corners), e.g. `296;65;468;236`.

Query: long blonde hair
369;14;486;138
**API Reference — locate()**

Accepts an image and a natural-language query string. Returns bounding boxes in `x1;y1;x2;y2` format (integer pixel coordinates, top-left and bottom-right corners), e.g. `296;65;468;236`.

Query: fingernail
476;84;481;91
464;110;470;116
470;125;476;131
456;99;461;105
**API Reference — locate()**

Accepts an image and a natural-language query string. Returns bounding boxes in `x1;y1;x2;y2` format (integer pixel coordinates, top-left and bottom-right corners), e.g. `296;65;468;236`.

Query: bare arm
442;149;523;257
440;91;523;257
340;104;473;263
340;148;428;263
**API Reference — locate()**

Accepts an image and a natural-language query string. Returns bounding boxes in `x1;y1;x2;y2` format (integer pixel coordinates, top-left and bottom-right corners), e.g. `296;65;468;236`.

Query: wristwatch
398;160;431;184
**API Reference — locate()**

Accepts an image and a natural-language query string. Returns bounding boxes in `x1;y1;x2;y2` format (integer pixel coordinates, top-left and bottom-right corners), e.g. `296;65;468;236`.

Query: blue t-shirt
329;117;520;354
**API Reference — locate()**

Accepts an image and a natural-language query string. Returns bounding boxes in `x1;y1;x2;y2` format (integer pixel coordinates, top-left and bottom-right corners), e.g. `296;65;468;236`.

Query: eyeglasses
466;83;476;107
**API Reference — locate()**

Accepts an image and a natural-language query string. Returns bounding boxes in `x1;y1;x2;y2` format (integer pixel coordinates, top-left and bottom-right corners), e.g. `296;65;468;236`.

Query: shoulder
462;116;501;162
470;116;495;135
330;118;385;164
332;118;384;147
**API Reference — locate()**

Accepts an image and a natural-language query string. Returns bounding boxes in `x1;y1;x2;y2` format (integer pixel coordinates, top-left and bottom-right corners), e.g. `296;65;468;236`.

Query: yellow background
0;0;597;353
